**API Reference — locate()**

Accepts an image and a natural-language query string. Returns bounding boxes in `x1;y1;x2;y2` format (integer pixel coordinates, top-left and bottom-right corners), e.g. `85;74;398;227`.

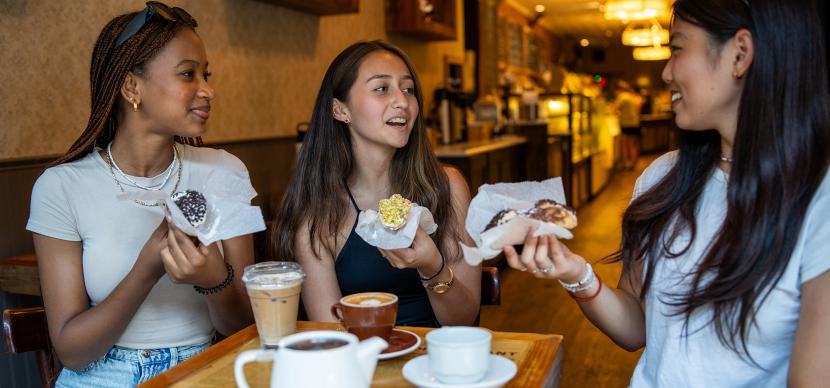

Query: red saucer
379;329;421;359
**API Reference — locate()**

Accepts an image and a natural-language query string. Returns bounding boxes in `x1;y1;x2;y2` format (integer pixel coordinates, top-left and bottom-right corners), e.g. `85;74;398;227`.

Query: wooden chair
3;307;61;388
480;266;501;305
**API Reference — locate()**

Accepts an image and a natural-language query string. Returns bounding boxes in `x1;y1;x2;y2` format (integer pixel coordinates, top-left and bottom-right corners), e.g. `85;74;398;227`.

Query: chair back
3;307;61;388
481;266;500;305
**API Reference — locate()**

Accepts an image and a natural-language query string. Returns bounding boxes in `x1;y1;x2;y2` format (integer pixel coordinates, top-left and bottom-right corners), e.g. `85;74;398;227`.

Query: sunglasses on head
113;1;197;50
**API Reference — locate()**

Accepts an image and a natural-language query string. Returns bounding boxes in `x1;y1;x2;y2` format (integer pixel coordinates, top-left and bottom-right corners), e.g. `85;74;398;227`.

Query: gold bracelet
422;266;454;294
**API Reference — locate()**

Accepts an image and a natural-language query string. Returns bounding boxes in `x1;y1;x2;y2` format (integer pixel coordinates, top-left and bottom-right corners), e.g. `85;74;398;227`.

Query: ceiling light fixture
633;43;671;60
605;0;667;21
622;20;669;46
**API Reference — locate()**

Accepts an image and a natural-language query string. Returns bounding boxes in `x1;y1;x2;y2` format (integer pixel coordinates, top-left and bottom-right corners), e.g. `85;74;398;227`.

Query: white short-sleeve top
27;144;255;349
629;152;830;388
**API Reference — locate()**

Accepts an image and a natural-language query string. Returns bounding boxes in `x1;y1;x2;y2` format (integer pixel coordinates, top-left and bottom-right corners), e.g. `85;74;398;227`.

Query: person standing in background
638;87;652;116
613;80;644;170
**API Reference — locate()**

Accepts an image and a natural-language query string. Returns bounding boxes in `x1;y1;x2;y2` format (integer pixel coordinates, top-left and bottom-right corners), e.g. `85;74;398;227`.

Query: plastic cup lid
242;261;305;286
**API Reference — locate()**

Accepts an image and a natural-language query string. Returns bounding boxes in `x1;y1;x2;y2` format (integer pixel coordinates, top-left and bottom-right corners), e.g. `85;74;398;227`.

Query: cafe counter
434;135;528;193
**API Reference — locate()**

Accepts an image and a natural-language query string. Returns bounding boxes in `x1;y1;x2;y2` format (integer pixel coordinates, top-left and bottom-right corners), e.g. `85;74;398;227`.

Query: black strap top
335;188;440;328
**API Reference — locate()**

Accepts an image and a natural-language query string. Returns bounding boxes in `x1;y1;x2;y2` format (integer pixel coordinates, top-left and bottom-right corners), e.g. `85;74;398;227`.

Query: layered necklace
104;142;182;207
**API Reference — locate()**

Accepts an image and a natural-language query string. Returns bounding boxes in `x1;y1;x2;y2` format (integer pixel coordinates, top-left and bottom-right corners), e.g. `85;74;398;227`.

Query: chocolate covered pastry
526;199;578;229
482;199;577;232
172;190;208;227
483;209;519;232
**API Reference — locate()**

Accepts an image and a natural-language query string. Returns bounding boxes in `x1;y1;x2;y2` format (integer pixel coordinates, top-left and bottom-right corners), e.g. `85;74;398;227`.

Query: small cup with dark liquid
331;292;398;341
286;337;350;351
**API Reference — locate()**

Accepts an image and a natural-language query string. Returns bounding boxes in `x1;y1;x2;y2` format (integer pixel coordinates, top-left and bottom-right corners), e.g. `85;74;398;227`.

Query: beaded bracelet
194;262;234;295
558;262;594;293
419;253;445;282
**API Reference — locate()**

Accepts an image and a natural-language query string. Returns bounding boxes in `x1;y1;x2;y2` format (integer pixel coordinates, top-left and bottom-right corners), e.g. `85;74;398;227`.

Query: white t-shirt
628;152;830;388
27;144;255;349
616;91;642;128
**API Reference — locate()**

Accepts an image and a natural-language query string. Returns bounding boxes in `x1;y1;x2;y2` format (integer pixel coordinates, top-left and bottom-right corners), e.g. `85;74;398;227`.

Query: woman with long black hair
504;0;830;386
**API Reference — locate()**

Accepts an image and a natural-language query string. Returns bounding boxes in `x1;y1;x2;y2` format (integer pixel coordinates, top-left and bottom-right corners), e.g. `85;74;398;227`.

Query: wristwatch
422;266;454;294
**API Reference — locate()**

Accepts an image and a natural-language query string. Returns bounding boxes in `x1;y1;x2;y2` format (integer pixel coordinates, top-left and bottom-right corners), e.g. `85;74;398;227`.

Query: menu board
527;35;540;72
508;23;523;67
497;16;508;64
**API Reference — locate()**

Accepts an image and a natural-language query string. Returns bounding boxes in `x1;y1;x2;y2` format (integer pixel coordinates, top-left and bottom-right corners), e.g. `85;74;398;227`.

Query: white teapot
234;330;388;388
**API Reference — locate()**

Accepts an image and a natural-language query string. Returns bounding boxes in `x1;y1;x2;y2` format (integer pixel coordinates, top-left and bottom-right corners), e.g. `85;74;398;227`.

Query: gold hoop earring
733;70;742;80
344;119;350;124
131;99;140;112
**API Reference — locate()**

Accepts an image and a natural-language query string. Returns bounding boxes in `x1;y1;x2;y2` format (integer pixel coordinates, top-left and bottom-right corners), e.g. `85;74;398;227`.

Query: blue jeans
55;342;210;388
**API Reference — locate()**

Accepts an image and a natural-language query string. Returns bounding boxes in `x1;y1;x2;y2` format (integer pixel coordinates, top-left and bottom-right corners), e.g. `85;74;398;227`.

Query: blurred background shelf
256;0;358;15
386;0;457;41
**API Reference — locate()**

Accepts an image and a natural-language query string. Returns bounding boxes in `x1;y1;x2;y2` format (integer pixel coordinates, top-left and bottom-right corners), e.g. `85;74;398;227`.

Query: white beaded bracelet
558;262;594;293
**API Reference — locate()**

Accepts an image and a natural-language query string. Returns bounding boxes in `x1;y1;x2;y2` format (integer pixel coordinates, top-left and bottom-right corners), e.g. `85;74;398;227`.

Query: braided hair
51;8;201;166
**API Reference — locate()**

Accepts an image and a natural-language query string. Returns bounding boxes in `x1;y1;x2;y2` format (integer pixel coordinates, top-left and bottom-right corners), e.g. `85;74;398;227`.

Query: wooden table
140;321;563;388
0;253;40;296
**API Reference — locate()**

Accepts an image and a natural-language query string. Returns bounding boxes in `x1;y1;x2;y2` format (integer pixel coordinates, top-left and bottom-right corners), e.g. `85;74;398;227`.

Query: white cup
426;326;492;384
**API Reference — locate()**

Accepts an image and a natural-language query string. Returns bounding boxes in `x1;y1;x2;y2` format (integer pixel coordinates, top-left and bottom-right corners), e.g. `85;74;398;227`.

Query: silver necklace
107;142;177;190
103;145;182;207
720;155;734;163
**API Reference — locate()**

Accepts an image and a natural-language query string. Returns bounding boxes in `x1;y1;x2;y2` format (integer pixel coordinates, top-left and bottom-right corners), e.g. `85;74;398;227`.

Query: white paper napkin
118;168;266;246
461;177;574;265
356;204;438;250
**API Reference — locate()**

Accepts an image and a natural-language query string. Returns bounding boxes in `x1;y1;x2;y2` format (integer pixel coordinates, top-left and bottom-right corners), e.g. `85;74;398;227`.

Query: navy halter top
335;189;440;327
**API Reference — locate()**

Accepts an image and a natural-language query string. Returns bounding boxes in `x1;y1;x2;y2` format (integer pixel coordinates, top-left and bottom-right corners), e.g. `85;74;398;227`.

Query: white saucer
402;354;517;388
378;329;421;360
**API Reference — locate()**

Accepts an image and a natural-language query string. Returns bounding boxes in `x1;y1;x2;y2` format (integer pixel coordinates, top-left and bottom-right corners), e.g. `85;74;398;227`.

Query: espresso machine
433;88;476;144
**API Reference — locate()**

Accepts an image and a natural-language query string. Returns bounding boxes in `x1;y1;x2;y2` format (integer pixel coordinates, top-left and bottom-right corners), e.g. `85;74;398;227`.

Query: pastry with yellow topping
378;194;411;231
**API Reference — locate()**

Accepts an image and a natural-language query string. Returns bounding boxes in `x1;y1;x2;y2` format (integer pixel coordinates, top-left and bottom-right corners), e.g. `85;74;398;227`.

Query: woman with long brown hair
27;3;254;386
272;40;480;327
504;0;830;386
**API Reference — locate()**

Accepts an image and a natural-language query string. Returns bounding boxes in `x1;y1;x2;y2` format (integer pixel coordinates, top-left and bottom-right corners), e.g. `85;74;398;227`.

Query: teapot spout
355;337;388;382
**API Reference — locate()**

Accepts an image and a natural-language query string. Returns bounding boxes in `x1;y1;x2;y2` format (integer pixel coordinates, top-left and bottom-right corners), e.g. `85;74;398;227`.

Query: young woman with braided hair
27;3;254;386
504;0;830;386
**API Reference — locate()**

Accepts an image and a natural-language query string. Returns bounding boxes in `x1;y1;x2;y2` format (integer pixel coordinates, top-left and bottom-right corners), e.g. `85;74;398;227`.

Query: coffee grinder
433;89;476;144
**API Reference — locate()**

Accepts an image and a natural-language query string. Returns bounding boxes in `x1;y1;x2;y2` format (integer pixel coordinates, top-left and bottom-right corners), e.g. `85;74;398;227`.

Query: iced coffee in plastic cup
242;261;306;349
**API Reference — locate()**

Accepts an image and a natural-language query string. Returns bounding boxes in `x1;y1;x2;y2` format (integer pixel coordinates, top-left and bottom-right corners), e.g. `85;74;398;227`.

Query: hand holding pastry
161;222;227;288
354;193;437;250
378;227;442;275
134;218;171;282
504;233;586;281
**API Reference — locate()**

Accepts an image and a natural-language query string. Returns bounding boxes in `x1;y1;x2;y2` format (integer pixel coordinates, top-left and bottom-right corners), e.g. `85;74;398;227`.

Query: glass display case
538;94;592;163
508;93;594;161
506;91;616;208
